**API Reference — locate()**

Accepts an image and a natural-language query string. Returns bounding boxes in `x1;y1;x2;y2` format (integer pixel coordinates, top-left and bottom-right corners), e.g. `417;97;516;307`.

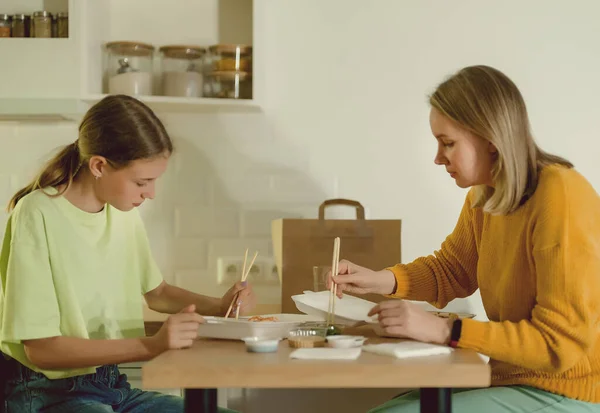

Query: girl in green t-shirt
0;94;250;412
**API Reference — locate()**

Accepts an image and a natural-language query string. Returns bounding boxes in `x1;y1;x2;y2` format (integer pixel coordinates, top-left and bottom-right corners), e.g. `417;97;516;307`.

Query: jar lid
57;12;68;18
0;14;11;21
159;45;206;59
208;44;252;55
105;41;155;57
208;71;252;80
33;11;51;17
12;14;28;20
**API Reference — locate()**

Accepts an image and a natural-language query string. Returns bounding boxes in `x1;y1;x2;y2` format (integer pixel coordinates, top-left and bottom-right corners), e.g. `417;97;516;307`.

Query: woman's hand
368;300;452;345
148;304;205;355
328;260;397;298
220;281;257;317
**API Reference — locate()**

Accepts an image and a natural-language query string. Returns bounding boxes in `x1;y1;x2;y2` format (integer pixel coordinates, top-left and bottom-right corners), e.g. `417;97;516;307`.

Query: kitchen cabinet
0;0;262;119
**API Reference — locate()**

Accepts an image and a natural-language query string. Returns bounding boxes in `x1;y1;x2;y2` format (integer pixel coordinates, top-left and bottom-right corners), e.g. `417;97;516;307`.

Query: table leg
184;388;218;413
420;388;451;413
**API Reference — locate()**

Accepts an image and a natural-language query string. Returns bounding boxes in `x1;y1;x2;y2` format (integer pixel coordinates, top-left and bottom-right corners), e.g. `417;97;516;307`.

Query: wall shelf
82;94;261;114
0;0;260;118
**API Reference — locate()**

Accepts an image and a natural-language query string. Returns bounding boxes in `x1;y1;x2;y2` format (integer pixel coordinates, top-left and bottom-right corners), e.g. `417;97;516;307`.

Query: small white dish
326;335;366;348
241;337;280;353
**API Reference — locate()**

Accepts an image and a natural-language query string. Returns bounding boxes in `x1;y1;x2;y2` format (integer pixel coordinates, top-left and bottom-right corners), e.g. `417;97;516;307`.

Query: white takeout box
197;313;321;340
291;291;378;326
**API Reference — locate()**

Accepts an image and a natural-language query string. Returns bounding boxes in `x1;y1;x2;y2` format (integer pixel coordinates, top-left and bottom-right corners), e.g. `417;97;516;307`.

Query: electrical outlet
217;256;278;286
217;257;244;285
262;261;280;285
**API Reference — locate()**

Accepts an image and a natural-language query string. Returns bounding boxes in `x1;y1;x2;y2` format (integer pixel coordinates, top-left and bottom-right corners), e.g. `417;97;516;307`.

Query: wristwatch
449;319;462;348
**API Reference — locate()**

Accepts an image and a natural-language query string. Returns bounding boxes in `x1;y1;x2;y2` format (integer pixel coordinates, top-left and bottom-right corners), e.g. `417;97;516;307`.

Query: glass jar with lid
207;44;252;73
0;14;11;38
32;11;52;38
204;71;252;99
11;14;30;37
57;12;68;38
159;45;205;97
105;41;155;96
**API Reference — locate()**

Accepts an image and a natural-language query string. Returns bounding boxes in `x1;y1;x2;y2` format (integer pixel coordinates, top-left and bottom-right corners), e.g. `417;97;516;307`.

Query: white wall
2;0;600;411
254;0;600;316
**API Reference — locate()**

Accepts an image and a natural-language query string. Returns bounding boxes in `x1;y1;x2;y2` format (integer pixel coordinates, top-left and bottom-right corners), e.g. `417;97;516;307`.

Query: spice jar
159;45;205;97
105;41;155;96
57;12;68;38
11;14;30;37
0;14;11;38
207;44;252;73
32;11;52;38
51;14;57;37
204;71;252;99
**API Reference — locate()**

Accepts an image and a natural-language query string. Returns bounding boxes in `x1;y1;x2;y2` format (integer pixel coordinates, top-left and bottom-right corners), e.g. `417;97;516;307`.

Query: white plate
291;291;378;326
197;313;321;340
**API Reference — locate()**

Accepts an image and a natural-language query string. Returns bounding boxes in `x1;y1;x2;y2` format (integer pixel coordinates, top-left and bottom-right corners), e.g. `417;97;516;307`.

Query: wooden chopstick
224;249;248;318
236;251;258;319
332;238;339;321
328;237;340;326
224;249;258;319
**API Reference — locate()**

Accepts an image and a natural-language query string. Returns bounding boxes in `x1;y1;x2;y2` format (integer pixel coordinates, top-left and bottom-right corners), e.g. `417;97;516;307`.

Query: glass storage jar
105;41;155;96
204;71;252;99
207;44;252;73
32;11;52;38
11;14;30;37
0;14;11;38
51;13;57;37
159;45;205;97
57;12;68;38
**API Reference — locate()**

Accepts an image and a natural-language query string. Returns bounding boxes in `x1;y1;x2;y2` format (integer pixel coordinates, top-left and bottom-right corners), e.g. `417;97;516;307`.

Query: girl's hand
149;304;205;354
221;281;257;317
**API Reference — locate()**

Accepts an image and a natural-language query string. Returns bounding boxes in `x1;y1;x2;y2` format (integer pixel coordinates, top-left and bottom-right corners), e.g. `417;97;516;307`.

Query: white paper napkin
289;347;362;360
362;341;452;359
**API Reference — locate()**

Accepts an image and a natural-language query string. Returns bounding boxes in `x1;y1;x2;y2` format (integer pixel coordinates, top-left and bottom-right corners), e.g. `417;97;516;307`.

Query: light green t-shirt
0;188;163;379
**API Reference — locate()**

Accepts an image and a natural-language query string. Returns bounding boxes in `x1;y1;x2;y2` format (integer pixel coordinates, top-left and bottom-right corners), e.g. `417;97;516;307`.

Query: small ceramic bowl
241;337;280;353
326;335;366;348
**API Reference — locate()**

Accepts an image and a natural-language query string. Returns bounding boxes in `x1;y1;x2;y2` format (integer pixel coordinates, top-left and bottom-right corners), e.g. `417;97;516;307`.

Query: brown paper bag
272;199;402;314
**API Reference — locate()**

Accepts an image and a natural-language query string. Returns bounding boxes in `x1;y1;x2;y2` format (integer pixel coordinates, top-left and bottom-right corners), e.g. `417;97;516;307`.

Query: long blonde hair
8;95;173;211
429;65;572;215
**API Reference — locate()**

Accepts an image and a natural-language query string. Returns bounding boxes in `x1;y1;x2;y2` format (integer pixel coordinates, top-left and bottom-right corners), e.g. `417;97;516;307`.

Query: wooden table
142;330;490;413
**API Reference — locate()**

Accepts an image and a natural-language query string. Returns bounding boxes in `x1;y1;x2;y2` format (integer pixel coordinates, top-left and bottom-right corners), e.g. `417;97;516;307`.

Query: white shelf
0;0;261;118
82;94;261;114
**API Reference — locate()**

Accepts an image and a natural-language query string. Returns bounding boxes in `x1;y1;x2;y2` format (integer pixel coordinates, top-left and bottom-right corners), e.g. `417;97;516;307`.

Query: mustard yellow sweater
388;165;600;402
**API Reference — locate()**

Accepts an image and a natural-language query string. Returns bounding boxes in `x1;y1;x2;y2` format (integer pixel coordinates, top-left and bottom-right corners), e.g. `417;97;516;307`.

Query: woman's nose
434;150;447;165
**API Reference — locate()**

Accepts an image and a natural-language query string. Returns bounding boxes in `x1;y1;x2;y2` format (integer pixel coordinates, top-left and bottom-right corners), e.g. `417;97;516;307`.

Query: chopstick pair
327;237;341;326
224;248;258;319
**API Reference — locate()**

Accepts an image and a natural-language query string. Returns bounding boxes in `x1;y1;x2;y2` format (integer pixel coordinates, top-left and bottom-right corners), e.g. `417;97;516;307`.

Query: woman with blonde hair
0;95;252;412
333;65;600;412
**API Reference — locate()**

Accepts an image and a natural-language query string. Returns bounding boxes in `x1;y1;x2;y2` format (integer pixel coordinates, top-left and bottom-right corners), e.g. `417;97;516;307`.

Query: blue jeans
4;360;235;412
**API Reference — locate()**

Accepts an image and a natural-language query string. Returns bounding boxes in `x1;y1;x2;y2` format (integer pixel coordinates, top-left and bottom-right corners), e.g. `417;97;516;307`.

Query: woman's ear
488;142;498;154
88;156;108;179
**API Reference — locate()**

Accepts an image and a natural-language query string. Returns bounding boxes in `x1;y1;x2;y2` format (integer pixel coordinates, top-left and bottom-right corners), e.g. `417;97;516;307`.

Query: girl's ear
488;142;498;154
88;156;108;179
